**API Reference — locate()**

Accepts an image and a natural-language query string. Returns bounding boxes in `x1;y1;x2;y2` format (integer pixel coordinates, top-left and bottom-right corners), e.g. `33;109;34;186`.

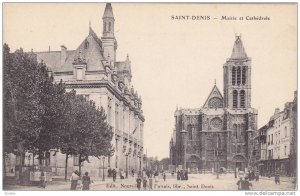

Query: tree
3;45;44;165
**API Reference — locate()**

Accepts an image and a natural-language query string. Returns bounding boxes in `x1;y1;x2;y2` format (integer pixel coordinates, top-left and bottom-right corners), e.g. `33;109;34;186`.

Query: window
271;134;273;145
77;68;83;80
233;90;238;108
268;135;270;145
115;104;119;130
284;146;287;156
232;67;236;85
237;145;241;153
104;22;107;31
237;66;241;85
108;22;111;31
233;124;237;139
188;126;193;140
73;155;79;166
242;67;246;85
240;90;245;108
84;41;89;49
285;127;287;137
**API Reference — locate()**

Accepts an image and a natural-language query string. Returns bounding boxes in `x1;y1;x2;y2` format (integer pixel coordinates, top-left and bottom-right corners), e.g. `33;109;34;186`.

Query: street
4;173;296;191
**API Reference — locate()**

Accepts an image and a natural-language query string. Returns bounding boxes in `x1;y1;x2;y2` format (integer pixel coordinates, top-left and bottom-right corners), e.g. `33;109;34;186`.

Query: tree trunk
64;153;68;181
79;154;82;175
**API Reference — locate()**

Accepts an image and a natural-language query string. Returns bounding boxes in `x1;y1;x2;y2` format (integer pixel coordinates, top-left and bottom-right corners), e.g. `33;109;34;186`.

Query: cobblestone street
4;174;296;191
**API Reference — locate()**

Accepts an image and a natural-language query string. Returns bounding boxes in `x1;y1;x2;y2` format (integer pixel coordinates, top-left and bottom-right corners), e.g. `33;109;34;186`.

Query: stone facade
256;91;297;176
169;36;258;173
5;3;145;179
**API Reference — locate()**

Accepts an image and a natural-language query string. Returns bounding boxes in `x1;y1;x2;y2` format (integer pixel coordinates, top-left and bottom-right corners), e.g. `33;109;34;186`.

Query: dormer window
84;41;89;49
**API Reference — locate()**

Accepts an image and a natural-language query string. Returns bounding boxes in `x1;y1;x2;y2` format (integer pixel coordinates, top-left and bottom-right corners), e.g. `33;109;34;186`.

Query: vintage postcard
2;2;297;193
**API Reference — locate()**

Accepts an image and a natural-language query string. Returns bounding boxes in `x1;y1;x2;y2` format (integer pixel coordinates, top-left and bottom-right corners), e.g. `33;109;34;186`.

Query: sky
3;3;297;160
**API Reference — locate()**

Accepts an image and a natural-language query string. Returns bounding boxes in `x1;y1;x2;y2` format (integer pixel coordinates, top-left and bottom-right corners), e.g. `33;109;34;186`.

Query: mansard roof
230;35;247;59
202;84;224;108
36;27;105;72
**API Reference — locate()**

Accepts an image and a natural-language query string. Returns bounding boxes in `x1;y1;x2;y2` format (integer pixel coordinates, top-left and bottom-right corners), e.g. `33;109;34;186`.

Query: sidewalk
4;176;126;191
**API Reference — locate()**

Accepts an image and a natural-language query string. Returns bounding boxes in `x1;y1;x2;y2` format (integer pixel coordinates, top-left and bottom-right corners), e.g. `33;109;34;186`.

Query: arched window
233;124;237;139
242;67;246;85
237;66;241;85
240;90;245;108
237;145;241;153
108;22;112;31
217;135;221;149
233;90;238;108
104;22;107;32
188;125;193;140
232;67;236;85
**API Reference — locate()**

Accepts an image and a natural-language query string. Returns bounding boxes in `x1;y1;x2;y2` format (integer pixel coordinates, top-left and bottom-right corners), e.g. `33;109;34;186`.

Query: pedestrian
70;170;80;190
242;179;252;190
275;171;280;184
163;172;166;181
136;176;142;191
180;170;184;180
255;171;259;181
108;168;112;178
149;176;153;190
40;170;46;188
143;177;148;190
112;169;117;182
236;177;243;190
184;170;188;180
82;172;91;190
177;170;181;180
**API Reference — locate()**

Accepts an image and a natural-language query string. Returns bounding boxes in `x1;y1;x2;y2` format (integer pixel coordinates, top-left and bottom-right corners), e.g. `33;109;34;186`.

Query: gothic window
188;125;193;140
104;22;107;32
210;117;223;130
237;145;241;153
232;67;236;85
109;22;112;31
217;135;221;149
233;124;237;139
237;66;241;85
208;97;223;108
241;123;245;140
240;90;245;108
242;67;246;85
233;90;238;108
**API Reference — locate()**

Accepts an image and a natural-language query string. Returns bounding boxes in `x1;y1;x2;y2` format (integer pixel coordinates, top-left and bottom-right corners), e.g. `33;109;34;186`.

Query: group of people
177;170;188;181
135;170;167;190
70;170;91;190
236;177;252;190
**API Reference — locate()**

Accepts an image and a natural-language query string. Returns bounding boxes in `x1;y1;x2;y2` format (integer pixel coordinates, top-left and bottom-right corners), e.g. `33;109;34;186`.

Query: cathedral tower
102;3;117;65
223;35;251;109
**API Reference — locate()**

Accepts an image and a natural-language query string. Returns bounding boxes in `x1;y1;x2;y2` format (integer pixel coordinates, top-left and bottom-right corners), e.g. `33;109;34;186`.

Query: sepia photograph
2;2;297;193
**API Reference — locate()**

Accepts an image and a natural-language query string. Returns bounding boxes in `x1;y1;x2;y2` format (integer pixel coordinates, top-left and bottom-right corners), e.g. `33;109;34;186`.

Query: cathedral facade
5;3;145;179
169;36;257;173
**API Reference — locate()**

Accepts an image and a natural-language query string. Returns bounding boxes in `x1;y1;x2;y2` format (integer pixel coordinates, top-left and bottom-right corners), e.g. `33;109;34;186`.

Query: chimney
274;108;280;115
60;45;67;66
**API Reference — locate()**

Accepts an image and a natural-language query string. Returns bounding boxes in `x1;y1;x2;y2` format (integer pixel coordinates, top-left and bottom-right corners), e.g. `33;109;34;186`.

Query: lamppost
125;153;129;179
102;156;105;181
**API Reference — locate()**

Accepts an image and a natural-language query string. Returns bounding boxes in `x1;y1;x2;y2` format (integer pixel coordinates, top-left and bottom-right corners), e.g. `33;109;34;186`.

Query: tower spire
230;35;247;59
103;3;114;19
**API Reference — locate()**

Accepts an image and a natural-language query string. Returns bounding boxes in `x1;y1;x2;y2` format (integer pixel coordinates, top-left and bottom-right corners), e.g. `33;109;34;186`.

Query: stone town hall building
169;36;258;173
5;3;145;179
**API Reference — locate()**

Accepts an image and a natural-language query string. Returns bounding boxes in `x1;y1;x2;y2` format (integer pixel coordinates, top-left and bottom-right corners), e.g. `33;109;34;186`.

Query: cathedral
169;35;258;173
5;3;145;179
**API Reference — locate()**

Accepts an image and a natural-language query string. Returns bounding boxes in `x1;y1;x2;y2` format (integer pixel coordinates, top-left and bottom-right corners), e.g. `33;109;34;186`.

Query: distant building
5;3;145;179
169;36;258;173
257;91;297;176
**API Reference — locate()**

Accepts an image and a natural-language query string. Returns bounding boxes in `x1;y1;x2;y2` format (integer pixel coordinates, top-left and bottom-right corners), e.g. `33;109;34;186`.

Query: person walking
236;177;243;190
136;176;142;191
177;170;181;180
112;169;117;182
40;171;46;188
163;172;166;181
82;172;91;190
70;170;80;190
242;179;252;190
275;171;280;184
143;177;148;190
